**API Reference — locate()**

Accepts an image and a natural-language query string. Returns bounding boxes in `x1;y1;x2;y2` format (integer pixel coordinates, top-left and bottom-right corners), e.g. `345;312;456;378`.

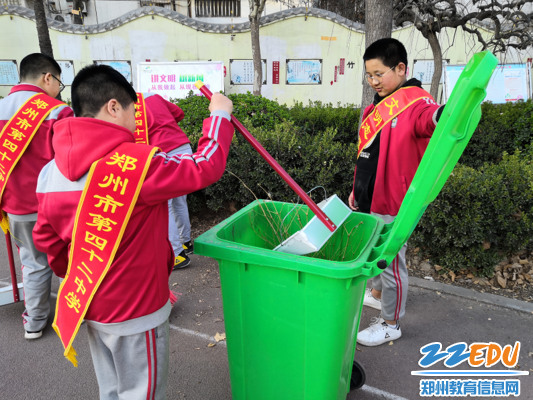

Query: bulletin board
286;59;322;84
0;60;19;85
95;61;132;84
57;60;75;85
412;59;447;84
444;63;531;103
137;61;224;100
229;59;267;85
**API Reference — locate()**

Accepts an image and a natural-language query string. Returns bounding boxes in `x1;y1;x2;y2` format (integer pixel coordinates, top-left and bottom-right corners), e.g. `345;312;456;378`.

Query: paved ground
0;240;532;399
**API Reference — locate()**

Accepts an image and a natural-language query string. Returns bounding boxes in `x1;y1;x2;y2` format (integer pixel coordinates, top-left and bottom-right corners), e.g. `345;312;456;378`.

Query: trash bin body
196;201;385;400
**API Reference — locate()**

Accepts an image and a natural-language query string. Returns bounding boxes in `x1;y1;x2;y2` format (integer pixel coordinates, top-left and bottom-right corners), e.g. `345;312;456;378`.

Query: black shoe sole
173;259;191;270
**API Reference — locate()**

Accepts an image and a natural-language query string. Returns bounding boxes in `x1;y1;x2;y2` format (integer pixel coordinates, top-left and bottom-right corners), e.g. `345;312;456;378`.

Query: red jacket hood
53;117;135;181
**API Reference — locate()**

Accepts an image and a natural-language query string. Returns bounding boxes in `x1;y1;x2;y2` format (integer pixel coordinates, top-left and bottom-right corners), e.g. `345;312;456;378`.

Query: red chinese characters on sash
134;93;149;145
358;86;433;158
53;143;157;366
0;93;64;231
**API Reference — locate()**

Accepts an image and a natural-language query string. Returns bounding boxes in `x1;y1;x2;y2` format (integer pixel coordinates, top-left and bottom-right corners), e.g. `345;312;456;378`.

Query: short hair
363;38;408;69
20;53;61;82
71;64;137;117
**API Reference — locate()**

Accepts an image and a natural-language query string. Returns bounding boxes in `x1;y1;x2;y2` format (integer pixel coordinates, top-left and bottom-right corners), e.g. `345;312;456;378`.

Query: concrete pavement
0;241;532;399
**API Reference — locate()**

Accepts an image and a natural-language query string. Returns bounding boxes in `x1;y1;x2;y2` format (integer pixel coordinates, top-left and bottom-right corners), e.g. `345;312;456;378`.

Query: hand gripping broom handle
195;81;336;232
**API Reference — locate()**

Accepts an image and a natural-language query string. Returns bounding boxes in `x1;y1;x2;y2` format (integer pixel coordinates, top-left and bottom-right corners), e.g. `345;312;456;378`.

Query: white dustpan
274;194;352;256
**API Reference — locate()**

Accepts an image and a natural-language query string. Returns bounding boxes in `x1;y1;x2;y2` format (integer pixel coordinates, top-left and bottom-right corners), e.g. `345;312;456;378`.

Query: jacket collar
9;83;45;95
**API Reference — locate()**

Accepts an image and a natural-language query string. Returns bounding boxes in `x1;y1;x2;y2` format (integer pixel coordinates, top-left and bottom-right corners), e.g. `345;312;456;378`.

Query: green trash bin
195;51;498;400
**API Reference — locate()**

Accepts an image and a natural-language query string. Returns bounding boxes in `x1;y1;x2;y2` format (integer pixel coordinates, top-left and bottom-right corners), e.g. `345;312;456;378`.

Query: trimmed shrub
411;151;533;277
460;100;533;169
289;100;360;145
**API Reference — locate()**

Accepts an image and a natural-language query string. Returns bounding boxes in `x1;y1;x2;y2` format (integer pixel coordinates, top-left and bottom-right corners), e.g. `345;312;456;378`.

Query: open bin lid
372;51;498;271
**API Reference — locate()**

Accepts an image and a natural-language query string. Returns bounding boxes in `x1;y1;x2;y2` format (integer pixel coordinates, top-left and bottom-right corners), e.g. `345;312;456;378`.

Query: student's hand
348;191;359;211
209;93;233;115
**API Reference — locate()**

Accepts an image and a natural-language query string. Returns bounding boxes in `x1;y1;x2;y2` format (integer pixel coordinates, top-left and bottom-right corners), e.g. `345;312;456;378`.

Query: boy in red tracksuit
141;93;194;269
33;65;234;398
0;53;73;340
348;38;444;346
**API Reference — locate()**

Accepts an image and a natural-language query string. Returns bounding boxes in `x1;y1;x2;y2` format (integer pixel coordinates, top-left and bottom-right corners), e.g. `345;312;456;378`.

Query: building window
195;0;241;17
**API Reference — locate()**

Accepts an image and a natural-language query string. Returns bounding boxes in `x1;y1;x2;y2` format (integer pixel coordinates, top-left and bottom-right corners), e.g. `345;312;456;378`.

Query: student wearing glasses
348;39;445;346
0;53;73;339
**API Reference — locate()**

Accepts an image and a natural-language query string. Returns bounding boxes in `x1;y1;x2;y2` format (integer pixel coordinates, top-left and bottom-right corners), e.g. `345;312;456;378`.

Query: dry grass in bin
226;169;365;262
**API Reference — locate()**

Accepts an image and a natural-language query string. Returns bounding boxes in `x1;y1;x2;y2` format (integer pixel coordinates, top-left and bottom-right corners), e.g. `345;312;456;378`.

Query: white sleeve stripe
213;114;222;141
207;115;217;139
205;142;219;160
198;116;219;159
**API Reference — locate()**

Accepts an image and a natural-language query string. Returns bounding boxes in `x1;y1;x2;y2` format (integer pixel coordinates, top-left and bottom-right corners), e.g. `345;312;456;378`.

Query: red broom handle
5;232;19;302
195;81;336;232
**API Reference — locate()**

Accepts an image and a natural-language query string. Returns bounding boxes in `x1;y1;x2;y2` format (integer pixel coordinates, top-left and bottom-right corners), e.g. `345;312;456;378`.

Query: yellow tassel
64;346;79;367
0;212;9;234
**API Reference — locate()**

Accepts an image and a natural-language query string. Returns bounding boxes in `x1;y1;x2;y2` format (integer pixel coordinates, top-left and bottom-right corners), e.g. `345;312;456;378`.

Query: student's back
33;64;233;399
0;53;73;340
0;82;72;215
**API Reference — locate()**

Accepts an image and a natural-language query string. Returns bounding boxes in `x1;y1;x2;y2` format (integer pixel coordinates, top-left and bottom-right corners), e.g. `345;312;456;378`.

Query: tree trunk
34;0;54;58
361;0;393;109
426;29;442;100
249;16;262;96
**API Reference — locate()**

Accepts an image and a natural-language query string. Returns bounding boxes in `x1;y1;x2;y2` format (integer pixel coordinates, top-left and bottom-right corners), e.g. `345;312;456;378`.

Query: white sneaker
357;317;401;346
363;288;382;310
25;330;43;340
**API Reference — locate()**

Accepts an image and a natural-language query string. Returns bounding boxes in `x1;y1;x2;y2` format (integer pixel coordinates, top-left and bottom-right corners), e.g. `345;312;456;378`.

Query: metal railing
195;0;240;17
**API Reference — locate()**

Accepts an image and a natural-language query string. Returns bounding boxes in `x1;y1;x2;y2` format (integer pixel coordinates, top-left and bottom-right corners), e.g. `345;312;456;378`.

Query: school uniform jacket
33;112;234;328
353;79;442;217
0;84;73;215
144;93;189;153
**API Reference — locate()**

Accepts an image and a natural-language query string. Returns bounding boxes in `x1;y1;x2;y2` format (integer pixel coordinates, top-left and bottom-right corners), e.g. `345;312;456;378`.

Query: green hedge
411;151;533;276
289;100;360;144
460;100;533;169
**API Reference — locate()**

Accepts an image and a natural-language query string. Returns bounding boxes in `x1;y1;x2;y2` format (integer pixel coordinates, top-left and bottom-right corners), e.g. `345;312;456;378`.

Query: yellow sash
0;93;65;232
358;87;433;158
53;142;157;366
134;93;149;145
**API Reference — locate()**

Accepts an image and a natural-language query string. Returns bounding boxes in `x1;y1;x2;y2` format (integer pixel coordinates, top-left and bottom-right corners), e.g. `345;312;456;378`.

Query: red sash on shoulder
134;93;149;145
0;93;65;231
358;87;433;158
53;142;157;366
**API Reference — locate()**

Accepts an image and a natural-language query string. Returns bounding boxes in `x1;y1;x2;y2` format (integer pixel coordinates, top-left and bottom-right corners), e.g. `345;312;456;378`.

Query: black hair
363;38;408;69
20;53;62;82
71;64;137;117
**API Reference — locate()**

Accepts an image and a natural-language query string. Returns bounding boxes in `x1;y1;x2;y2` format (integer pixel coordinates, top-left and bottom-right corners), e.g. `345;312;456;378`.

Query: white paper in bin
273;194;352;256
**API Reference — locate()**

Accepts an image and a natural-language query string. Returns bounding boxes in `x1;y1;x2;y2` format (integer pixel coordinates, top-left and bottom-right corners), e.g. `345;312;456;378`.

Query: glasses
365;65;396;85
43;72;65;93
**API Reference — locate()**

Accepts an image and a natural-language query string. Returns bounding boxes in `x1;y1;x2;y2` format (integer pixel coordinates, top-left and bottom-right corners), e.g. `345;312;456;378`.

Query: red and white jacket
354;84;441;217
0;84;73;215
33;111;233;328
144;93;189;153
